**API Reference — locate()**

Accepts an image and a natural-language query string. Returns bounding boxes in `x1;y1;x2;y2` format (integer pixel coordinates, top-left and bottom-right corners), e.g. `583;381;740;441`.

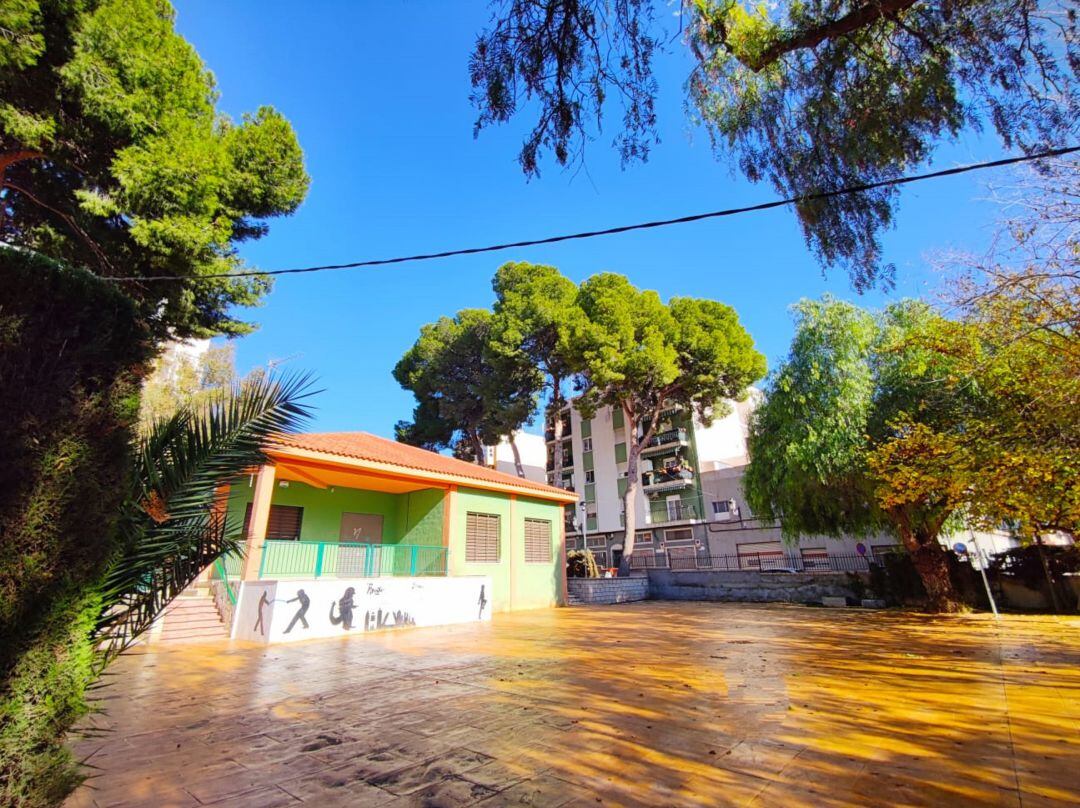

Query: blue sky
174;0;1007;436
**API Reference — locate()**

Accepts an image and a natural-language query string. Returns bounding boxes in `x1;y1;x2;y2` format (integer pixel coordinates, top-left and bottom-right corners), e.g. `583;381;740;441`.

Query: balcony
645;498;702;525
641;427;689;457
545;453;574;472
641;468;694;493
544;416;572;443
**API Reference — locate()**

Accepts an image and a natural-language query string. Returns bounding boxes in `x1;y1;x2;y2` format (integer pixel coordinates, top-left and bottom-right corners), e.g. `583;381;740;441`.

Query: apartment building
550;396;885;570
484;433;548;484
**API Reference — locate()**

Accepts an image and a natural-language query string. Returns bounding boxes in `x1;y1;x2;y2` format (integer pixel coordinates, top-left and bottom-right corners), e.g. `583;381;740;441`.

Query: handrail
259;540;449;579
213;556;238;605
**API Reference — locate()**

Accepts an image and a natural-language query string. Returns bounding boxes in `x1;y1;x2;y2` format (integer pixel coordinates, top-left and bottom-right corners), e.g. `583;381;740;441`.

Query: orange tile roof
269;432;575;502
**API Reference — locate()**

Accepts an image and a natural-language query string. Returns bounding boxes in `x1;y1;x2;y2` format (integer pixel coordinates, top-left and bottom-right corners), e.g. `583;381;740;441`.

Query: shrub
567;549;600;578
0;248;150;805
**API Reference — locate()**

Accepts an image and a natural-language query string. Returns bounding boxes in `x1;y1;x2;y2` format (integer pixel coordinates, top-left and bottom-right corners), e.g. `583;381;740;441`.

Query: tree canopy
744;296;984;609
0;0;309;338
572;272;765;560
393;308;542;463
470;0;1077;290
491;260;584;481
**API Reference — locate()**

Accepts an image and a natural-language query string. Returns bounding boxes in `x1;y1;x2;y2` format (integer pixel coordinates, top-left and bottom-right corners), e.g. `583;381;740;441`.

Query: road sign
953;541;968;555
855;542;867;556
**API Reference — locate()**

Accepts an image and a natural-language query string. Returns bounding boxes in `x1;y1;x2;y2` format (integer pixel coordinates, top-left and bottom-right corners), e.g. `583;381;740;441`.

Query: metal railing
642;468;694;487
211;551;243;604
645;428;688;448
646;498;702;523
259;540;449;579
629;551;879;573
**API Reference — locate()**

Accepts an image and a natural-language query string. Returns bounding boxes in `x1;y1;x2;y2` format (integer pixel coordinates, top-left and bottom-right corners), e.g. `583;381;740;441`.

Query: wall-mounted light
278;481;289;488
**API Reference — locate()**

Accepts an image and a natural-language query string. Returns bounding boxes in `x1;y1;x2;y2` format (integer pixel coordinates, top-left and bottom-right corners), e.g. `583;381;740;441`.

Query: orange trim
275;463;329;489
265;445;577;503
558;513;568;606
442;485;455;549
508;494;517;611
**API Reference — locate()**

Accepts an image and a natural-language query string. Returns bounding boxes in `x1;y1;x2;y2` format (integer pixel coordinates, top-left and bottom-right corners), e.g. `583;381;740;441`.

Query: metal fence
629;551;882;573
259;540;449;579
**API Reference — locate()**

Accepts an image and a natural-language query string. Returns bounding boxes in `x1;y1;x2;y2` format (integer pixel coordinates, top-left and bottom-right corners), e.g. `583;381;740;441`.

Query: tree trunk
551;390;564;485
508;434;526;478
618;403;661;576
907;537;963;613
470;430;485;466
1034;534;1063;614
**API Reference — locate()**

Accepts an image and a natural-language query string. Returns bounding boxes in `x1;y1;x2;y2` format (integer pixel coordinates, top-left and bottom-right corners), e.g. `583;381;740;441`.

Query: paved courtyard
67;602;1079;807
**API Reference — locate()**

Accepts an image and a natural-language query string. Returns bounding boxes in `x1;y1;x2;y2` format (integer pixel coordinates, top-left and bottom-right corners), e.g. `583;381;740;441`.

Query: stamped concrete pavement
66;602;1080;807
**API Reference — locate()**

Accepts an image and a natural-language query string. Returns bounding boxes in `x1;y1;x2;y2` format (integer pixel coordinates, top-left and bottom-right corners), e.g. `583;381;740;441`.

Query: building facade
551;397;886;570
204;432;576;645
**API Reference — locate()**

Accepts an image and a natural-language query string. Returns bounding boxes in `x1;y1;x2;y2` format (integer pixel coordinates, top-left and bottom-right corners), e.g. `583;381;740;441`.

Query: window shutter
466;512;500;562
524;518;552;563
244;503;304;540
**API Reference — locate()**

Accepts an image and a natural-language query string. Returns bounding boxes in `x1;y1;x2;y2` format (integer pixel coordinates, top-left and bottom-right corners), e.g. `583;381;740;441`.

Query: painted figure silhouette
283;589;310;634
478;584;487;619
253;591;271;635
329;586;356;630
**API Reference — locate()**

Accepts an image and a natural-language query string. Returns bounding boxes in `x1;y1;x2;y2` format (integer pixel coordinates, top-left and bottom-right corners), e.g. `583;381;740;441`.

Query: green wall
226;478;443;546
448;488;564;612
230;476;565;612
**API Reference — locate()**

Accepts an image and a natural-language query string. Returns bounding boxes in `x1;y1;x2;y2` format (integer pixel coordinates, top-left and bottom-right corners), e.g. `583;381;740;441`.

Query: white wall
487;433;547;483
232;575;493;644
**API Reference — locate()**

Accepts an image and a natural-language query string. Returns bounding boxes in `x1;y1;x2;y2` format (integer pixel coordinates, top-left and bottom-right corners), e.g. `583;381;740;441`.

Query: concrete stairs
155;586;229;643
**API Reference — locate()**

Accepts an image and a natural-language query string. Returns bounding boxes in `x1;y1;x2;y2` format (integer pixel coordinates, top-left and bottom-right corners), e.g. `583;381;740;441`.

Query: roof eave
265;444;579;504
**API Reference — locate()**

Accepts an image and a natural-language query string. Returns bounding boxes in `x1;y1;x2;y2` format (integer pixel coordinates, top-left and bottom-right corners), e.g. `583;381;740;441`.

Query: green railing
212;554;240;605
258;540;449;579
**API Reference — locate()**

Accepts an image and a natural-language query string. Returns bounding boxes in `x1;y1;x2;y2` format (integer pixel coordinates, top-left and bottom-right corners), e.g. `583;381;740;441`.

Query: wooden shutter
244;503;304;540
524;518;552;563
465;512;500;563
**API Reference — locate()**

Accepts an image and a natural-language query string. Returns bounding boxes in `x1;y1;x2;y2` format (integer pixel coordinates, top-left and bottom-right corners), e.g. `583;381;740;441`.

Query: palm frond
96;371;316;660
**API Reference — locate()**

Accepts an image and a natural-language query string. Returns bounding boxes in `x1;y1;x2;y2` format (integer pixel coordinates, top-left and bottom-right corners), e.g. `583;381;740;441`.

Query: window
524;518;552;563
244;503;303;541
636;530;653;545
581;437;593;452
586;535;606;548
612;408;624;429
664;528;694;543
800;547;830;571
465;512;501;562
592;550;608;566
614;442;627;464
712;500;732;514
584;469;595;484
584;483;596;504
582;451;594;471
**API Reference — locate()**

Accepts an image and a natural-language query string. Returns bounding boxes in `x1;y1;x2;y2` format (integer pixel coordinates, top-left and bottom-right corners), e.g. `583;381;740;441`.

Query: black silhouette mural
253;591;271;635
283;589;311;634
478;584;488;619
329;586;356;630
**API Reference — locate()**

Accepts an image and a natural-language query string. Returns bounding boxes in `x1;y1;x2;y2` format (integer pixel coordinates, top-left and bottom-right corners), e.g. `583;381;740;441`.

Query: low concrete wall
567;577;649;605
647;569;867;605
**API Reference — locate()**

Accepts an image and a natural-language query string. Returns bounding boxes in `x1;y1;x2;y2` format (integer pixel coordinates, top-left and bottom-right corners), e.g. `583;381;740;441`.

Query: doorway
338;512;384;577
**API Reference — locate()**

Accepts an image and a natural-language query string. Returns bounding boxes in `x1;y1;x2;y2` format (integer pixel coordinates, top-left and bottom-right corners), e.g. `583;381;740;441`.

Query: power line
106;145;1080;283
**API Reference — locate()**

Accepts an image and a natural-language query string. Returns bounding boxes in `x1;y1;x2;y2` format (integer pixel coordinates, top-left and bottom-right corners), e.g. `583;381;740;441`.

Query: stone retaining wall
567;576;650;605
646;569;868;605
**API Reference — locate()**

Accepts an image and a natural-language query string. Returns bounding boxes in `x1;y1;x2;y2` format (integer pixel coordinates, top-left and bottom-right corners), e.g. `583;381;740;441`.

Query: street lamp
578;500;589;549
